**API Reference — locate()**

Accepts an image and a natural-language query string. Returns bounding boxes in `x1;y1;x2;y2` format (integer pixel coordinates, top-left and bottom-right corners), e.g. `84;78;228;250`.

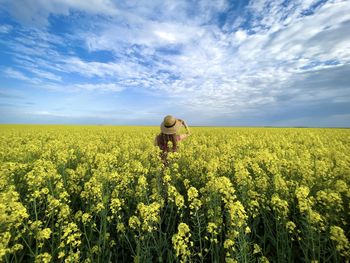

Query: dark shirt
155;134;180;152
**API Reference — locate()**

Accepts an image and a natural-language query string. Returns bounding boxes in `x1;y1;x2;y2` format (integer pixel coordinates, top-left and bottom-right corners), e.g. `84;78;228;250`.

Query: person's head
160;115;182;134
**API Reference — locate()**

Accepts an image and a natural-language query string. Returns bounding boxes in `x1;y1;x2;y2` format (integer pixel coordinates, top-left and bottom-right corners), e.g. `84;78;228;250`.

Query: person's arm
178;134;189;141
176;119;190;142
183;121;190;135
178;119;190;135
154;135;158;146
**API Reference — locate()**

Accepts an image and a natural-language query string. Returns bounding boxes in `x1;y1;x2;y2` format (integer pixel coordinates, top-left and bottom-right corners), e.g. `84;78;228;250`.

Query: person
154;115;190;166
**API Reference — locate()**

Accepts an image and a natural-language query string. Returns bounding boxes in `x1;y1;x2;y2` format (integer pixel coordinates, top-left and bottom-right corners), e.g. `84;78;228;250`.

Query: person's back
154;115;190;165
156;133;179;152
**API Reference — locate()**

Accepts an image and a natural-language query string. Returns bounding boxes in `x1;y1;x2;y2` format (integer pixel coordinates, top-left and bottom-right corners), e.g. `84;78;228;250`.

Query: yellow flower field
1;125;349;262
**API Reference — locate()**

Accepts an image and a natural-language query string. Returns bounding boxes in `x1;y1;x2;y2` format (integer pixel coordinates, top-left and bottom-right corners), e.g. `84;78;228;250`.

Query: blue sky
0;0;349;127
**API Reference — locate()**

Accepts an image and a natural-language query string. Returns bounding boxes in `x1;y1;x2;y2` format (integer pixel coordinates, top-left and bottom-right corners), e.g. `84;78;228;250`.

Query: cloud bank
0;0;349;126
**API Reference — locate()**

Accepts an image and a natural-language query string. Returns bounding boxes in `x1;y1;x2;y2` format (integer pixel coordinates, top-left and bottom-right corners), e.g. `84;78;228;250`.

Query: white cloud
3;67;41;84
0;24;12;33
85;20;205;53
27;68;62;82
154;31;177;43
1;0;118;26
32;110;68;118
1;0;350;124
234;30;247;42
73;83;124;92
37;82;126;93
3;67;28;81
28;108;159;123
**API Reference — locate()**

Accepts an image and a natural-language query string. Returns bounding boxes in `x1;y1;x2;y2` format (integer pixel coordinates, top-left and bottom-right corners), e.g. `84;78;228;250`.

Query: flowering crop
0;125;349;262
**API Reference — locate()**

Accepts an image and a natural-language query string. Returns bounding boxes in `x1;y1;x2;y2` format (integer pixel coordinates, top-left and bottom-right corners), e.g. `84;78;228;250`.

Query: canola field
1;124;349;263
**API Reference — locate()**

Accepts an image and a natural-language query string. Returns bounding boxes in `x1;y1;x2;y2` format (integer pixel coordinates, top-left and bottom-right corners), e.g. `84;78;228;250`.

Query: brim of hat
160;119;182;134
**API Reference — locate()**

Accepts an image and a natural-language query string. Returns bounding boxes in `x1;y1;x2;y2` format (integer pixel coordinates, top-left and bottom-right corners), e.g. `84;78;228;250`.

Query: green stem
122;232;135;255
83;224;92;261
20;235;35;258
33;199;38;257
196;211;203;263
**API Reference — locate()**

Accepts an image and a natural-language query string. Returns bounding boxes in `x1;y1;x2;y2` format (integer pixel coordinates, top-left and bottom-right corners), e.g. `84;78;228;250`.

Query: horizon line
0;123;349;129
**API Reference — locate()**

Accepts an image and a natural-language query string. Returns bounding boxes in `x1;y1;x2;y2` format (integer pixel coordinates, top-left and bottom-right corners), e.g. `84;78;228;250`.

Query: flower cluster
172;223;193;262
1;125;349;262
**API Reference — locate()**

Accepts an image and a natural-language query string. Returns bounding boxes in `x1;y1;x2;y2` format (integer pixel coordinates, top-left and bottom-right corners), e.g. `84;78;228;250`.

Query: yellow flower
41;187;49;195
37;228;52;241
224;239;234;250
316;190;343;212
295;186;311;213
253;244;261;254
188;186;202;212
117;223;125;233
286;221;296;234
330;226;350;257
129;216;141;230
58;204;71;222
175;195;185;209
136;175;148;199
61;222;81;248
94;202;105;213
2;124;350;262
10;244;23;253
163;174;171;183
308;210;324;228
271;194;289;218
34;252;52;263
227;201;247;228
0;232;11;260
137;202;161;232
30;220;43;231
207;222;218;235
58;251;65;259
82;213;92;224
259;256;270;263
168;185;185;209
172;223;192;263
91;245;100;254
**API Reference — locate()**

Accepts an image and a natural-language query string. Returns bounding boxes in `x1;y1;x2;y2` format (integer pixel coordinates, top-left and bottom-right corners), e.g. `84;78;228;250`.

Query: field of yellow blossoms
1;124;349;262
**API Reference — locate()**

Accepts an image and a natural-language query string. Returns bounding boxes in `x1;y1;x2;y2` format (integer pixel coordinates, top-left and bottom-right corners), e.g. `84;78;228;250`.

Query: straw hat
160;115;182;134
